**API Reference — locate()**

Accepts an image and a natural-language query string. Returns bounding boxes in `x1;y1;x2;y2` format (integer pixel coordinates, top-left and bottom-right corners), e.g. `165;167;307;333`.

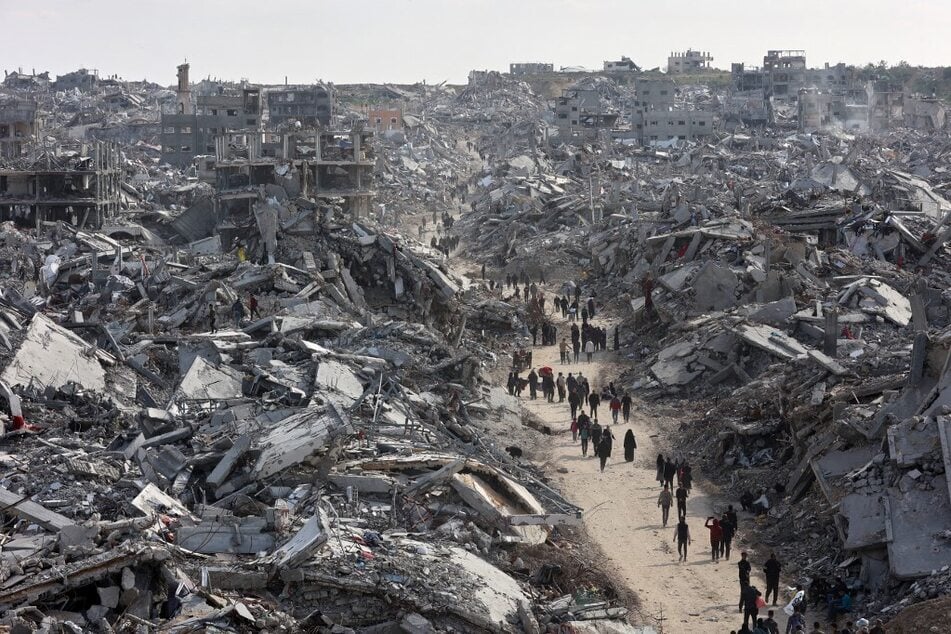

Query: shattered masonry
0;51;949;632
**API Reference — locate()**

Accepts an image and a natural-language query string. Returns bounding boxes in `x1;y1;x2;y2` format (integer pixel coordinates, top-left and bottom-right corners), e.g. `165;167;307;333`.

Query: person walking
664;457;677;489
674;518;691;562
570;417;578;442
588;390;600;421
584;338;595;362
559;338;569;364
784;612;806;634
609;394;622;423
590;420;603;454
528;368;539;400
597;426;614;472
658;484;673;527
542;372;555;403
621;392;632;424
764;553;782;606
248;293;260;319
656;454;665;487
506;371;517;396
578;414;591;457
573;338;581;363
738;552;753;612
231;298;245;327
720;511;736;560
209;303;218;334
623;429;637;465
763;609;780;634
704;517;723;562
676;483;689;520
568;389;581;420
556;372;566;402
741;584;763;629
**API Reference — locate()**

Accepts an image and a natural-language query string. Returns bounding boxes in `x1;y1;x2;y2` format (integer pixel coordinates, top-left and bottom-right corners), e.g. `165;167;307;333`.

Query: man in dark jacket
568;389;581;420
675;484;689;520
738;551;752;611
720;511;736;560
763;553;782;605
596;426;614;472
664;458;677;488
528;369;539;400
741;584;762;629
588;390;601;421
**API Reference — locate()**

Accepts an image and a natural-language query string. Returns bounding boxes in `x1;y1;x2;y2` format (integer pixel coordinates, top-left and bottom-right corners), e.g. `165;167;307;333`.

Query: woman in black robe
623;429;637;463
597;427;615;472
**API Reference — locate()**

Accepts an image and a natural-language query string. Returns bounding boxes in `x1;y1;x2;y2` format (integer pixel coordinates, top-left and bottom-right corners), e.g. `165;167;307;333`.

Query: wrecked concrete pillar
909;332;929;386
823;309;838;357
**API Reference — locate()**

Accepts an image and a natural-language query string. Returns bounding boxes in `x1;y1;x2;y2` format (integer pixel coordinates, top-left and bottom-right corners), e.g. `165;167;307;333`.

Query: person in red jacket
705;516;723;562
609;395;622;423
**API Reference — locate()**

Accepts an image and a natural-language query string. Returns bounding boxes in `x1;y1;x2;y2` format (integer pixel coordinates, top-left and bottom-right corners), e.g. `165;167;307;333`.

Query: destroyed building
763;49;808;102
267;83;334;127
553;87;619;140
0;98;39;159
0;141;122;227
161;63;263;168
667;49;714;74
509;62;554;76
603;56;640;72
54;68;98;92
365;105;403;132
211;126;376;218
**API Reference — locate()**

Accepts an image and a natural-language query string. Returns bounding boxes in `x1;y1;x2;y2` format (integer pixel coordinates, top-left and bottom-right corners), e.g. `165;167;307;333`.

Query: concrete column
909;332;929;386
823;309;838;357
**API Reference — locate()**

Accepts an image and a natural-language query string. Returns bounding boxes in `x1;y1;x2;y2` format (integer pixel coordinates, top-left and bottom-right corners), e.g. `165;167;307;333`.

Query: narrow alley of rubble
512;304;786;634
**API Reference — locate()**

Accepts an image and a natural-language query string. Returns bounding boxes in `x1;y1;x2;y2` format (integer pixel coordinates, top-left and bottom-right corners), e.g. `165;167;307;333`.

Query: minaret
176;63;193;114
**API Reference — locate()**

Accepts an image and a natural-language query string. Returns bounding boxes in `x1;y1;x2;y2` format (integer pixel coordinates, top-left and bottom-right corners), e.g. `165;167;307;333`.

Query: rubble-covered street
2;4;951;632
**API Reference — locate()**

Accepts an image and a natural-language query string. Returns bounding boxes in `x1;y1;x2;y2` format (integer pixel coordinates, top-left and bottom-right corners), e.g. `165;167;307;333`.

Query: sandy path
515;306;789;634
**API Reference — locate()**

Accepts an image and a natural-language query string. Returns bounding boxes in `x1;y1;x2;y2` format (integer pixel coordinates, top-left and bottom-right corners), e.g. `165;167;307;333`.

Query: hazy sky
2;0;949;85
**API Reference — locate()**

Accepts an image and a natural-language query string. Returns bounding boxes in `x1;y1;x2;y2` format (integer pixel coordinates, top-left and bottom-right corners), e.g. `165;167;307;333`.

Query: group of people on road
498;273;882;633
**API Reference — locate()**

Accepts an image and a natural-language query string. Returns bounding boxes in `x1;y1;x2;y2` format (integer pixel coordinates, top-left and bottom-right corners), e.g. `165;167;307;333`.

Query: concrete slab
175;356;244;402
314;359;365;408
839;493;887;550
2;313;106;391
272;514;327;568
658;263;700;293
692;263;738;312
887;417;939;467
885;475;951;578
747;297;797;326
650;341;702;386
252;409;348;479
443;546;530;630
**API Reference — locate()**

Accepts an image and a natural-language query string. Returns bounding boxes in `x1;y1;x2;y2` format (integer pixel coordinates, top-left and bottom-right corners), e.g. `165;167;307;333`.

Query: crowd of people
496;272;881;634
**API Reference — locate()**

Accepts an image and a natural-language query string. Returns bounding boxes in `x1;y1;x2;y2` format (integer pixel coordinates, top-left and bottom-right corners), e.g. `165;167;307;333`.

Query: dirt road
515;306;789;633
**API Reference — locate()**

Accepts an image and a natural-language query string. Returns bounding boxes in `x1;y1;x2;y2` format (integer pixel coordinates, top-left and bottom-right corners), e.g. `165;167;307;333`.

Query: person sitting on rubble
740;490;756;512
826;589;852;624
752;490;770;515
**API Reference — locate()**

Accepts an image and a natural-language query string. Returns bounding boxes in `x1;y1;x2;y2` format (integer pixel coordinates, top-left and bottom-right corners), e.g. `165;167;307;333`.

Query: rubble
1;48;950;631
